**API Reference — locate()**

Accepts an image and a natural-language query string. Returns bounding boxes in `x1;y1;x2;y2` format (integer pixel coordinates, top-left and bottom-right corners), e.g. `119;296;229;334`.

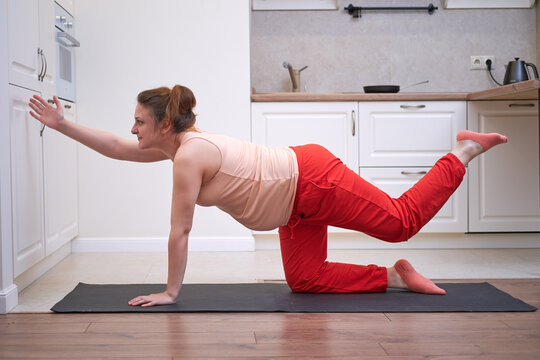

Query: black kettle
503;58;539;85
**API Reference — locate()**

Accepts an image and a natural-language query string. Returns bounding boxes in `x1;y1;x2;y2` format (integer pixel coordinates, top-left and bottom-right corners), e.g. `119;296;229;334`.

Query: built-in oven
55;2;80;102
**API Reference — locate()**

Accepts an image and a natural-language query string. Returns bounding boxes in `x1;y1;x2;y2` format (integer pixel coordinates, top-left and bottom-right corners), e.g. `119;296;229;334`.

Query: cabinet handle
41;50;48;82
400;105;426;110
40;124;46;137
508;103;535;108
401;170;427;176
64;104;72;109
351;110;356;136
47;99;55;104
37;48;44;81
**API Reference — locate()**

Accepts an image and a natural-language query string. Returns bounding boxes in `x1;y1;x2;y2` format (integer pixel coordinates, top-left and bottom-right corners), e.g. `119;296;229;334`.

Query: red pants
279;144;466;293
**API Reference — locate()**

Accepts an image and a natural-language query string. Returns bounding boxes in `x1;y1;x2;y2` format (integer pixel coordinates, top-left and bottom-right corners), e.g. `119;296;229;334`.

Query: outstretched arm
28;94;168;162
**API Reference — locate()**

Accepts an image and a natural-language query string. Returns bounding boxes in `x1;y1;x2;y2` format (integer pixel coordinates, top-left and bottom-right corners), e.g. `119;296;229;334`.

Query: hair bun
137;85;197;133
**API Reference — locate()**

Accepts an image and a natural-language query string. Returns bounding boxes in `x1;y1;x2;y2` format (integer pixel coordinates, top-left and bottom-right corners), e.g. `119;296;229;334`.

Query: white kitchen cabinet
9;86;79;276
9;85;45;277
468;101;540;232
358;101;467;167
358;101;468;233
43;99;78;255
251;102;359;170
7;0;55;94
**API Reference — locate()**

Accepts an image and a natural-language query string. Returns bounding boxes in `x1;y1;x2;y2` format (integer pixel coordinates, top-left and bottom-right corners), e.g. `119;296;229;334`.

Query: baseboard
14;242;72;293
72;236;256;252
255;232;540;250
0;284;18;314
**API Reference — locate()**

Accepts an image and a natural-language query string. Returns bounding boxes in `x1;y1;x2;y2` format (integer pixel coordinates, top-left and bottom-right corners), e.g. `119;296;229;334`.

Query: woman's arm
29;95;168;162
128;141;211;307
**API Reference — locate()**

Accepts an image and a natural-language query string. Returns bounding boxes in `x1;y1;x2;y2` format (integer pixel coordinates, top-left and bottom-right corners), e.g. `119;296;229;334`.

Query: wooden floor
1;279;539;359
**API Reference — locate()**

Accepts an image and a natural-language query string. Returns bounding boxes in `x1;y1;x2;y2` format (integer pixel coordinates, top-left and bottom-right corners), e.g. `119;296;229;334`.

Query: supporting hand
128;291;177;307
28;95;65;130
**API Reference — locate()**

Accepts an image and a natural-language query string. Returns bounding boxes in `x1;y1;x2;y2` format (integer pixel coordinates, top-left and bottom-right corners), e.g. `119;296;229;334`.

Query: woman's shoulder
176;131;222;164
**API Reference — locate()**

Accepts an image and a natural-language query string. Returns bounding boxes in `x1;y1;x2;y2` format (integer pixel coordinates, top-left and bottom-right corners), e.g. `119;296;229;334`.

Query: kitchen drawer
359;167;468;233
359;101;466;167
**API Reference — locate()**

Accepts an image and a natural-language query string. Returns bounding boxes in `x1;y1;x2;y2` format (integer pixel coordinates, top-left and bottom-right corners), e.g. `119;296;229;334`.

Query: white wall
74;0;252;248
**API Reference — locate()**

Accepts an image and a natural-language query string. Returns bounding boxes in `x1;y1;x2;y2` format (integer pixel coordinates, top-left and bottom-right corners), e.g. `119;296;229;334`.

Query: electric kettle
503;58;539;85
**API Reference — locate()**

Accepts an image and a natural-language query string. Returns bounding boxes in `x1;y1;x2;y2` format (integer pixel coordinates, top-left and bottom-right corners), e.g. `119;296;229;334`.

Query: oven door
55;30;78;102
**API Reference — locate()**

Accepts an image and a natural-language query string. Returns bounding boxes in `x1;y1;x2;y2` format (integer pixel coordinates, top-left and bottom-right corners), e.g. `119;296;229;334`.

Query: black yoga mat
51;282;537;313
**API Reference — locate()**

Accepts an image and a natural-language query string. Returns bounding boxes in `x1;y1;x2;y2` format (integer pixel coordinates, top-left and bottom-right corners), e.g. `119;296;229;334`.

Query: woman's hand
128;291;177;307
28;95;65;130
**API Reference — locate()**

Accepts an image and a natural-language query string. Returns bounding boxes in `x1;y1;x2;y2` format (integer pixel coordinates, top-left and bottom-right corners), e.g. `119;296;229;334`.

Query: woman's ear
159;118;172;134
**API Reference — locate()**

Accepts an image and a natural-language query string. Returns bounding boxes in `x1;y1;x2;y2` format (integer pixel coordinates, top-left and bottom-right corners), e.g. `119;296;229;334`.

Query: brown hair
137;85;197;133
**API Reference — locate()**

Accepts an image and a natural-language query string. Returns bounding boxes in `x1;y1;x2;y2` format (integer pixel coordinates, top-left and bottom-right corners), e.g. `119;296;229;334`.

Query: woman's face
131;103;159;149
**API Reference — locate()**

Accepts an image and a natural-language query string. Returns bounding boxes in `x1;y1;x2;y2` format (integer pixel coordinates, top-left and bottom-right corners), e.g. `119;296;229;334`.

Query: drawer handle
508;103;535;108
64;104;72;109
351;110;356;136
400;105;426;110
401;171;427;176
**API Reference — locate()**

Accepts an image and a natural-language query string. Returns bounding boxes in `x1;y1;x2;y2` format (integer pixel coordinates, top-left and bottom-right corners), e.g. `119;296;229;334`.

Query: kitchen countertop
251;79;540;102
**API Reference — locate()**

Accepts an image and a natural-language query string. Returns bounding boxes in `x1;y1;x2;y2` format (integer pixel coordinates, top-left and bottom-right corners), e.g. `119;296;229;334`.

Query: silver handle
56;32;80;47
56;15;67;23
47;99;55;104
401;170;427;176
41;50;47;82
400;105;426;110
37;48;44;81
509;103;535;108
351;110;356;136
64;104;72;109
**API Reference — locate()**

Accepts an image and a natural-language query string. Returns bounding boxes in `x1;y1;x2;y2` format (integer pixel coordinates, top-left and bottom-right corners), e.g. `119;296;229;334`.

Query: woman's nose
131;125;137;134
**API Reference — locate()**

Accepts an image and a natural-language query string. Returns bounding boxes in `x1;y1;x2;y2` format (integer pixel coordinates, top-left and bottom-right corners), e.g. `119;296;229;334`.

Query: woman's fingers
53;95;61;108
128;296;148;306
128;292;175;307
29;98;44;110
32;94;47;106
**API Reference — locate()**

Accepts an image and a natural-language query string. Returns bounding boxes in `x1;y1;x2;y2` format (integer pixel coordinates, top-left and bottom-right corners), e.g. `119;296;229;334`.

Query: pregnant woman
29;85;507;307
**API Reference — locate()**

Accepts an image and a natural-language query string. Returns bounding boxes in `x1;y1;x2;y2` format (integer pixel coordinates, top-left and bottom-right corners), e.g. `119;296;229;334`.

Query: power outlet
470;56;495;70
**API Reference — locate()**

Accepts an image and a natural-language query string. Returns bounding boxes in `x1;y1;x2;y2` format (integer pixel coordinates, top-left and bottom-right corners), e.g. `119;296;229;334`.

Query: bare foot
388;259;446;295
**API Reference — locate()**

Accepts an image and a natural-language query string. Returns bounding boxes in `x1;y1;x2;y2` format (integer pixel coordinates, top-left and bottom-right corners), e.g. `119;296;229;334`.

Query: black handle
345;3;437;18
526;63;539;80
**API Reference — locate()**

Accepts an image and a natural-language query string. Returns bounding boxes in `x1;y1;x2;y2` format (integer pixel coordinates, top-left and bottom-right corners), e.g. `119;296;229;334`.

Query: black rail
344;3;438;18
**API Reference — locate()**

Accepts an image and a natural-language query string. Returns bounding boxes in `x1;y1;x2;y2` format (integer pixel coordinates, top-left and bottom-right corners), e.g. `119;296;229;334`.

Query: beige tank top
183;132;299;231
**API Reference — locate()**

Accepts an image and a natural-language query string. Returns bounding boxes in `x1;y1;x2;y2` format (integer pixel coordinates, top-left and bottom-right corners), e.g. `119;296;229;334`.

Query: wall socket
470;56;495;70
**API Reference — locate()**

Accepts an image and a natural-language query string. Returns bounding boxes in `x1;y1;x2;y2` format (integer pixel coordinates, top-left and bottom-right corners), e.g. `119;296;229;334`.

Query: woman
29;85;507;307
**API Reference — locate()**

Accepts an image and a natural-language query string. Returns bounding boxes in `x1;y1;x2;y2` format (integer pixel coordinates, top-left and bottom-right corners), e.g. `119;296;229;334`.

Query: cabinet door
359;101;466;167
9;85;45;277
43;99;78;256
468;101;540;232
38;0;56;95
8;0;41;91
252;102;359;170
359;167;468;233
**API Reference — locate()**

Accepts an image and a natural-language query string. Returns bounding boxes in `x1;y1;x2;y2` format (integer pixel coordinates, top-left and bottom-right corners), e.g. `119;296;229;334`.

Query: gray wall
251;0;537;93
